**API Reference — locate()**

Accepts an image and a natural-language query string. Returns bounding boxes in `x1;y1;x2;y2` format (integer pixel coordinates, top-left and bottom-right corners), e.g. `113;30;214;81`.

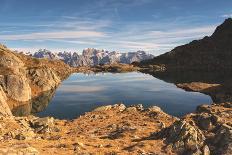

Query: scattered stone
93;105;113;112
196;105;211;113
202;145;210;155
93;104;126;112
130;104;144;111
213;124;232;154
222;102;232;108
0;144;39;155
148;106;162;112
197;114;213;130
165;120;205;154
15;130;35;140
159;122;166;128
30;117;56;133
0;86;12;117
126;107;137;112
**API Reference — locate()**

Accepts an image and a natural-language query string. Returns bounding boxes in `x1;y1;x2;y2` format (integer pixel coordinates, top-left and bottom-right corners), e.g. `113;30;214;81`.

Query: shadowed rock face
141;70;232;104
140;18;232;71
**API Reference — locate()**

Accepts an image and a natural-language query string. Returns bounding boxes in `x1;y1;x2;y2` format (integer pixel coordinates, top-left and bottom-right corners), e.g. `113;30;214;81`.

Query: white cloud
2;13;219;55
92;25;216;54
0;31;105;41
221;14;232;18
11;47;79;53
150;26;215;38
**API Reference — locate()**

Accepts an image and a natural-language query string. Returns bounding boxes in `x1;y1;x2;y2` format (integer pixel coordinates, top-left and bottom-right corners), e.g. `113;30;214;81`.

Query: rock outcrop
0;44;71;111
0;45;24;72
28;67;60;92
0;74;31;102
0;86;12;117
160;120;207;154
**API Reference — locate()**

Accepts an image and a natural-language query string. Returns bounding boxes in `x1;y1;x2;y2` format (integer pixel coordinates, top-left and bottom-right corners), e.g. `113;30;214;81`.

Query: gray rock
0;74;31;102
165;120;205;154
0;86;12;117
28;67;60;91
202;145;210;155
0;46;24;70
148;106;162;112
213;124;232;154
30;117;56;133
198;114;213;130
15;130;35;140
130;104;144;111
93;104;126;112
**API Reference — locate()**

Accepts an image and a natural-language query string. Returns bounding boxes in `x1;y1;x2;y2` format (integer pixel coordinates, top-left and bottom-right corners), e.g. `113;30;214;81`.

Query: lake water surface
37;72;212;119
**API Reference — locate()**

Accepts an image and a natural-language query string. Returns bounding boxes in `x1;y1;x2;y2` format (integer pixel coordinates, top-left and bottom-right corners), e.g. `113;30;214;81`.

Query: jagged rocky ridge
31;48;154;67
140;18;232;71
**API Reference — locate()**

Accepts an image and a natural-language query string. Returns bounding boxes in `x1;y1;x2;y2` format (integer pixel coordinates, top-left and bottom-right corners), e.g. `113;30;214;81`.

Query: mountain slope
140;18;232;71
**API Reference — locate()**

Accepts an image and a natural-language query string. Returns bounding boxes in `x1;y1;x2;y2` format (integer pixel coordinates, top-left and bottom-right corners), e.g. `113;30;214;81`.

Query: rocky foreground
0;102;231;155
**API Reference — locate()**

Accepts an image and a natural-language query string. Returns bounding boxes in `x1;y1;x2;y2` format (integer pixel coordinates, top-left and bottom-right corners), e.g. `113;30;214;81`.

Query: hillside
0;44;72;112
140;18;232;71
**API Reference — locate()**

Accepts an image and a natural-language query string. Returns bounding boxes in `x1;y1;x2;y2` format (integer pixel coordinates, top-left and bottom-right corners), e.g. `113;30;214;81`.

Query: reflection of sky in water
37;72;213;119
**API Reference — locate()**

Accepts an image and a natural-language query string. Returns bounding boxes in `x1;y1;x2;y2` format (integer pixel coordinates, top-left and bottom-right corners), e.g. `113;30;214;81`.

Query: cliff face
0;44;72;114
0;86;12;117
140;18;232;71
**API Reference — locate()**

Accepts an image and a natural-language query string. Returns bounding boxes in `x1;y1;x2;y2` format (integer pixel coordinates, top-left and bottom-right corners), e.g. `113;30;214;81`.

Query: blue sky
0;0;231;55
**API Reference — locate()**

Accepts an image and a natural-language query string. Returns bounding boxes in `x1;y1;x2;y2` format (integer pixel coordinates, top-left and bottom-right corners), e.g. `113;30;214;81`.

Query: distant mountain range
28;48;154;67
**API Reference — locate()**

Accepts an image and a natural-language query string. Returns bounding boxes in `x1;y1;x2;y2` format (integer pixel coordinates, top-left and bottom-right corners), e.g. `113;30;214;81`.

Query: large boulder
0;46;24;71
93;104;126;112
212;124;232;155
0;74;31;102
164;120;207;154
0;86;12;117
28;67;60;91
29;117;57;133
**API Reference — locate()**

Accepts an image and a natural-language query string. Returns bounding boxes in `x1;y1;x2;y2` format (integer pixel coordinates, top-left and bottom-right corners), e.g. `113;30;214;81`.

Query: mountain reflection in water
12;71;228;119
